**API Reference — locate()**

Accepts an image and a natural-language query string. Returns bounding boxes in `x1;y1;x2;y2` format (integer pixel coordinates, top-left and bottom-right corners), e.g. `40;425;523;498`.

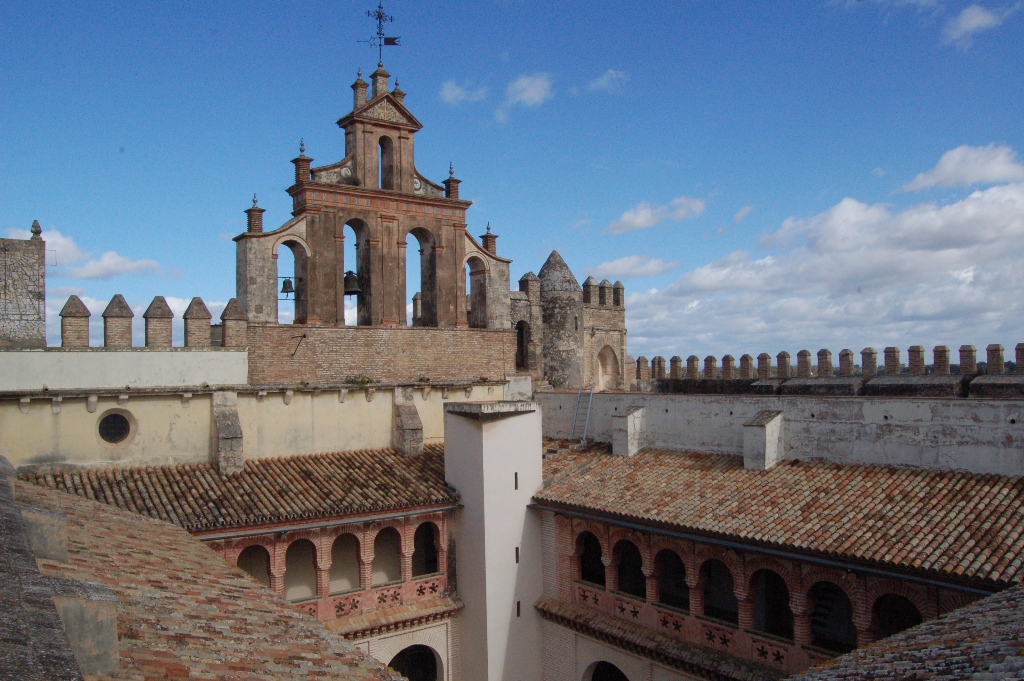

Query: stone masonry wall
0;237;45;350
247;324;516;386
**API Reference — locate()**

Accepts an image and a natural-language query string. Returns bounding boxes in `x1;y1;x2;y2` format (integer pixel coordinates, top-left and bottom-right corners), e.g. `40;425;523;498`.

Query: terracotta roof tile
535;448;1024;585
20;444;456;531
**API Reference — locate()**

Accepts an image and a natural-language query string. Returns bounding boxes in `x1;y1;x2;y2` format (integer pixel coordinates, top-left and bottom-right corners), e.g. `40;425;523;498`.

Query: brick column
686;355;700;379
737;597;754;630
987;344;1005;374
102;294;134;348
884;347;901;375
908;346;925;375
704;356;717;380
757;353;772;380
933;346;950;374
59;295;91;348
817;349;833;377
960;345;977;375
183;297;212;347
645;572;658;603
777;351;791;380
739;354;754;379
688;574;703;617
797;350;812;378
143;296;173;348
721;355;735;380
669;356;683;379
861;348;877;379
791;591;810;647
637;357;650;381
220;298;248;348
839;349;854;376
603;556;618;593
651;356;666;379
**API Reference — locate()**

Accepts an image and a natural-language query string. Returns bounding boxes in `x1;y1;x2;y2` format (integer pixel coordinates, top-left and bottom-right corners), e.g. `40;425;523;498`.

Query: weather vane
359;2;400;64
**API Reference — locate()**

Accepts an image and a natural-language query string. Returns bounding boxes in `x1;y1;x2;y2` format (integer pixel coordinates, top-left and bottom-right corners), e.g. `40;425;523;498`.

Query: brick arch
224;535;275;566
572;521;609;558
323;523;364;546
801;567;859;603
368;520;410;558
867;580;930;619
694;544;743;580
608;528;651;570
744;556;796;596
271;234;311;257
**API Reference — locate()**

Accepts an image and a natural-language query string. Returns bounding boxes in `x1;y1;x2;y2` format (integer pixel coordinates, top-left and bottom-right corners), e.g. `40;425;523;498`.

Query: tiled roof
20;445;456;532
535;448;1024;585
535;596;781;681
791;584;1024;680
14;479;401;680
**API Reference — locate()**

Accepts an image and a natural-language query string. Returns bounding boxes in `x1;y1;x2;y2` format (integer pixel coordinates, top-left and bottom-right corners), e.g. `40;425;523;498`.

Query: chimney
291;140;312;186
246;194;266;234
392;79;406;104
480;223;497;255
370;63;390;99
444;163;461;199
352;69;369;109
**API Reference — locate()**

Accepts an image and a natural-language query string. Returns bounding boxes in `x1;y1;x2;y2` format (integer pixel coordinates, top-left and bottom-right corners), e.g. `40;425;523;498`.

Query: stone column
721;355;735;380
884;347;901;375
861;348;877;379
839;349;854;376
777;351;791;380
933;346;951;374
817;349;833;377
686;355;700;379
908;346;925;375
987;344;1005;374
960;345;977;375
797;350;812;378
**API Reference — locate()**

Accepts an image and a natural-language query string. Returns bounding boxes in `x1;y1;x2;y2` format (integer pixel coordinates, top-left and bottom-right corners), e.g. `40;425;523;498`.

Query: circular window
98;413;131;443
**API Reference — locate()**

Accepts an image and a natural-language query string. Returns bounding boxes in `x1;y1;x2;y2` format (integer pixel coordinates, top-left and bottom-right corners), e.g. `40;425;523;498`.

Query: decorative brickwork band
183;297;212;348
777;351;791;380
669;356;683;379
704;355;717;380
908;346;925;376
839;349;854;377
884;347;901;375
686;355;700;380
797;350;812;378
721;355;735;380
987;344;1005;374
757;353;772;380
143;296;174;348
102;294;134;348
739;354;754;379
934;346;950;375
861;348;877;379
59;295;91;348
960;345;977;375
817;349;833;377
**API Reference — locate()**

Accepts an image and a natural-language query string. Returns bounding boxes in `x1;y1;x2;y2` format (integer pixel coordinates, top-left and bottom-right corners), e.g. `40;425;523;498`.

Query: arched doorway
465;255;488;329
596;345;619;391
388;645;439;681
586;661;629;681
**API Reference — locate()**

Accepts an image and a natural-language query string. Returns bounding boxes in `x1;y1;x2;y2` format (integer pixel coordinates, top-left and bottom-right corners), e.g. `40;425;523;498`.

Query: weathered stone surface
0;235;46;350
864;374;966;397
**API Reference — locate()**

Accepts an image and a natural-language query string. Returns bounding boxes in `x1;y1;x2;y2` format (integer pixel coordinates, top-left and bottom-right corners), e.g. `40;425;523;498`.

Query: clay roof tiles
22;444;456;532
535;447;1024;586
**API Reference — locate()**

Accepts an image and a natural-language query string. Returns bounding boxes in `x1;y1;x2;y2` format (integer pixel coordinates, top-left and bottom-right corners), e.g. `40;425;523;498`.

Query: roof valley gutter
193;502;462;541
530;502;998;597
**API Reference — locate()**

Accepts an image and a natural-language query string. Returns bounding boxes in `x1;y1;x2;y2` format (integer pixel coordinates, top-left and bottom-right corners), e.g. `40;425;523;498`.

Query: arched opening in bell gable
378;135;395;190
343;220;369;326
388;645;441;681
275;240;308;325
236;545;271;588
329;533;360;594
372;527;402;586
654;549;689;611
283;539;317;602
465;255;488;329
613;540;646;599
873;593;922;641
701;559;738;625
577;531;605;587
751;569;794;640
412;522;440;577
809;581;857;654
406;227;437;327
596;345;620;391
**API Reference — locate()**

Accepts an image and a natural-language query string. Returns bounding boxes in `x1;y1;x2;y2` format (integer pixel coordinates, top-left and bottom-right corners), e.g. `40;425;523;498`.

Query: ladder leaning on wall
570;388;595;447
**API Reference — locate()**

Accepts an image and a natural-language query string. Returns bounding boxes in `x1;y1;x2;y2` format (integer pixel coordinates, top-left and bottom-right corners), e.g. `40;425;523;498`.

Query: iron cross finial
360;2;400;64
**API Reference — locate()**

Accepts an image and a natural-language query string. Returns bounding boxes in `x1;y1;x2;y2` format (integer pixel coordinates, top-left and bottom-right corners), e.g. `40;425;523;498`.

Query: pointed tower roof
583;276;599;287
143;296;174;319
59;295;90;318
538;251;581;292
183;297;212;320
102;294;134;318
220;298;247;322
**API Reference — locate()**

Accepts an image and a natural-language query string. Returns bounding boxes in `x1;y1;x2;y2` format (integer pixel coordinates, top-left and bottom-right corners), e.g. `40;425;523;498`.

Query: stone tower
538;251;584;389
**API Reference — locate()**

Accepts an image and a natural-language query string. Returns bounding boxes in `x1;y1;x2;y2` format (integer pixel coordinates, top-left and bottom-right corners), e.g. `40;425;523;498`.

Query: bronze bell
343;270;362;297
280;278;295;296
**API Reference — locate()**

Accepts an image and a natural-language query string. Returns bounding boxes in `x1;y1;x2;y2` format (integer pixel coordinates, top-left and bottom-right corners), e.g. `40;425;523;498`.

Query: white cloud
68;251;161;280
587;69;628;93
904;143;1024;191
733;205;755;225
625;181;1024;359
6;227;85;266
607;196;707;234
590;256;680;280
495;73;552;122
872;167;886;178
440;80;488;105
942;3;1021;49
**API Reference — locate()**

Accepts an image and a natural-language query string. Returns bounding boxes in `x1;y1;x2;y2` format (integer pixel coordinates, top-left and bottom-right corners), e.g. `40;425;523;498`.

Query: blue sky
2;1;1023;359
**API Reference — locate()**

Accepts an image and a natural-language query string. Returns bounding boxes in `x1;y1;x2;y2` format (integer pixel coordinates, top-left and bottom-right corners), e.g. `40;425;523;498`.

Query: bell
280;278;295;296
343;270;362;297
